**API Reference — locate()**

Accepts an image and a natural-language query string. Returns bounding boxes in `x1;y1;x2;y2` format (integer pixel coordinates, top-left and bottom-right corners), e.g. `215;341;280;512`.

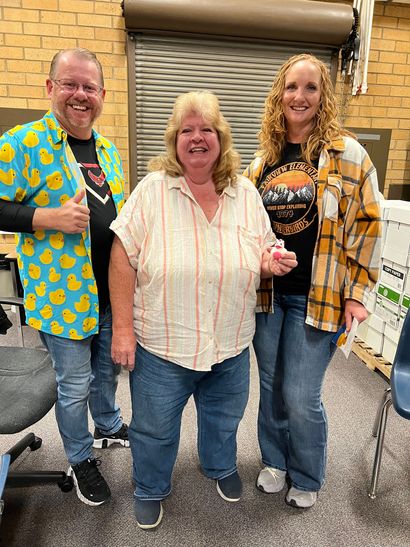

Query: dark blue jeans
129;345;250;500
253;293;336;492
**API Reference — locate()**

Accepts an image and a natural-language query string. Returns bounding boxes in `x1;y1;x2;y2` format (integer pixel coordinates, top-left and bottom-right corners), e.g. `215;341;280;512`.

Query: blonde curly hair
148;90;240;194
259;53;353;166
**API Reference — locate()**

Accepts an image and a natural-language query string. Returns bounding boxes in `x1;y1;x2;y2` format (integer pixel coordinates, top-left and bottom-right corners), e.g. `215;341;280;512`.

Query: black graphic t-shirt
68;135;117;311
258;143;319;295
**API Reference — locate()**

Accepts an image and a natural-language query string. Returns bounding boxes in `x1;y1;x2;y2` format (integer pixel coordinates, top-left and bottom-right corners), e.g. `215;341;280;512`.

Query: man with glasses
0;48;129;506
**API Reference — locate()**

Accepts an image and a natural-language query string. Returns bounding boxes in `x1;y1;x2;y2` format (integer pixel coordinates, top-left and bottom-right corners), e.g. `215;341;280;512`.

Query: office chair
0;296;73;524
368;308;410;499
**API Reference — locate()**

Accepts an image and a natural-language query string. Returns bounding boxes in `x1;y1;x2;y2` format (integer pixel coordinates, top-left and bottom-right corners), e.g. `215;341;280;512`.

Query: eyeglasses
52;79;104;96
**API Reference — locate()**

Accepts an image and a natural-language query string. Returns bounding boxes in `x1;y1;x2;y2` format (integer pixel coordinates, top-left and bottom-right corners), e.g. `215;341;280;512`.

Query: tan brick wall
336;2;410;196
0;0;128;187
0;0;409;200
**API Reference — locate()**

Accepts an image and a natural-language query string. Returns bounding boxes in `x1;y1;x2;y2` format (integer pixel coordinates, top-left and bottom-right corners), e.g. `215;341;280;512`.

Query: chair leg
6;433;39;465
6;471;71;489
372;388;391;437
368;395;393;499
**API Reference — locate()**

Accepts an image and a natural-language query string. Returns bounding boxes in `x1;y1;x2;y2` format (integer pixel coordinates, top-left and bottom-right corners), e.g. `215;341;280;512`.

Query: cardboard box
378;259;407;293
365;326;384;354
382;221;410;267
382;336;397;363
375;293;400;329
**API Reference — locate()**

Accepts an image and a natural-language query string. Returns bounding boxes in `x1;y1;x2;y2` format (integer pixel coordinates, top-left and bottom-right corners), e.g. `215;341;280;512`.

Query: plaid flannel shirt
243;136;382;332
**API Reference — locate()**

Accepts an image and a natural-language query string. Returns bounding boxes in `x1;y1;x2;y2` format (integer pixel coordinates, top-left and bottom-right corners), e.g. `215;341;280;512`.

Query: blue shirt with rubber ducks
0;111;125;339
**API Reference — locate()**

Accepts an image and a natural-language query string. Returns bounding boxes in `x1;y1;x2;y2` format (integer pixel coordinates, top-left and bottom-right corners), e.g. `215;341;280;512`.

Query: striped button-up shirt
243;136;382;332
110;171;273;371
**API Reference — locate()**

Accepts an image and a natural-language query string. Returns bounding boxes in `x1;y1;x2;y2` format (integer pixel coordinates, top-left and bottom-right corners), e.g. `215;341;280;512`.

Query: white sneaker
256;467;286;493
286;486;317;508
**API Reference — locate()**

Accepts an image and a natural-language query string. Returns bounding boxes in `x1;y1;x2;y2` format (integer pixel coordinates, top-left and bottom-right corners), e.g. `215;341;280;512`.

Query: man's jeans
129;345;250;500
253;293;336;492
40;306;121;465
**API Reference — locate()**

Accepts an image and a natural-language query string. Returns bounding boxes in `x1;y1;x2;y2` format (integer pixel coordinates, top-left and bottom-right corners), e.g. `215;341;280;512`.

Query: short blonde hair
259;53;352;166
49;48;104;87
148;91;240;194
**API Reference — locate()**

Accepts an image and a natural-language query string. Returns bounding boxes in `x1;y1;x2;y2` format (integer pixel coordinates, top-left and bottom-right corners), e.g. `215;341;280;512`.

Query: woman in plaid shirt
244;54;381;508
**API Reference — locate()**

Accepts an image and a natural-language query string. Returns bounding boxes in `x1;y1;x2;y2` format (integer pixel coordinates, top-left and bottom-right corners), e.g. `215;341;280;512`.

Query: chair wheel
59;475;74;493
29;436;42;451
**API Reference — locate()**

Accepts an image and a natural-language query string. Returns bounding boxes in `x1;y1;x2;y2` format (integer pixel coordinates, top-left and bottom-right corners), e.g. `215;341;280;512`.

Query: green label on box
377;283;401;304
402;294;410;310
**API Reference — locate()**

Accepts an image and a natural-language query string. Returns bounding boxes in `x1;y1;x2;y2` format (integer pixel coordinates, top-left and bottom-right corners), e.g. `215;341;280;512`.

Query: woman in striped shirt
109;90;297;529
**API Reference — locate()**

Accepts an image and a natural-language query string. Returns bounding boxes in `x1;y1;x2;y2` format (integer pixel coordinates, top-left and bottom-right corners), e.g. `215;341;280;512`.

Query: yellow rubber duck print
35;281;47;297
45;118;57;131
101;148;111;163
28;317;42;330
0;168;16;186
0;142;16;162
15;187;27;202
69;328;82;340
82;317;97;333
21;237;35;257
22;131;40;148
31;122;46;132
17;254;23;269
59;254;76;269
46;171;63;191
117;199;124;213
59;194;70;205
81;263;93;279
49;232;64;250
39;248;53;265
8;125;23;136
33;190;50;207
49;267;61;282
74;294;90;313
49;289;66;305
74;241;87;257
25;293;37;311
33;230;46;240
47;136;62;150
67;274;82;291
39;148;54;165
88;282;98;295
50;321;64;335
110;177;122;195
23;279;28;288
62;309;77;324
113;151;120;164
28;263;41;279
40;304;53;320
28;168;41;188
22;154;31;182
60;158;72;180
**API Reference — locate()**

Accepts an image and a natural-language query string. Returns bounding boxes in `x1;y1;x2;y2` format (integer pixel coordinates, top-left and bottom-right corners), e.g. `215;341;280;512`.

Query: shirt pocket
237;225;262;275
323;175;355;223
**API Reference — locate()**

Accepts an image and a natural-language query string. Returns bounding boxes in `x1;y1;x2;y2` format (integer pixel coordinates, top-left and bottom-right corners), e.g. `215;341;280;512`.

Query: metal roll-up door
129;33;336;186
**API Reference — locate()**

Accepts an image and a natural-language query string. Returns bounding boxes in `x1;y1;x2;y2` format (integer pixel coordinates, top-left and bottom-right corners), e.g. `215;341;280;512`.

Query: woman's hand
261;248;298;278
344;299;368;331
111;327;137;371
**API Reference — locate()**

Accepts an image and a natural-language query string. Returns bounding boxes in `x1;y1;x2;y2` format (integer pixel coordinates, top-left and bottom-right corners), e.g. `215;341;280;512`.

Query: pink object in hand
272;239;285;260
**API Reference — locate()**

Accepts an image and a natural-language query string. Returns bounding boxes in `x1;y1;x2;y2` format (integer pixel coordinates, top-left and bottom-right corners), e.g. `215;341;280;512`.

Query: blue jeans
40;306;122;465
129;345;250;500
253;293;336;492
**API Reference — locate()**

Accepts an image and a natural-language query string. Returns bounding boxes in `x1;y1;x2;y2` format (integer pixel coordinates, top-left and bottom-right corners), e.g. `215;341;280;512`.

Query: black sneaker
216;471;242;502
69;458;111;506
134;499;163;530
93;423;130;449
